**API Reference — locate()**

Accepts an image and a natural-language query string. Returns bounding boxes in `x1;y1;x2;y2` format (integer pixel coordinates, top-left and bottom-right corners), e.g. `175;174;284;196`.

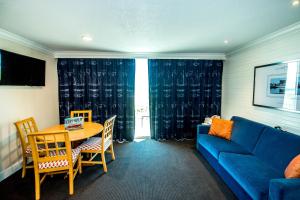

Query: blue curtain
148;59;223;140
57;58;135;142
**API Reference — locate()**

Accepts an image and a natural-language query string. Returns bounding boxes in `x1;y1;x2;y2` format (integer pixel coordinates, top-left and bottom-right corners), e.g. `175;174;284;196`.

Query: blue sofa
196;116;300;200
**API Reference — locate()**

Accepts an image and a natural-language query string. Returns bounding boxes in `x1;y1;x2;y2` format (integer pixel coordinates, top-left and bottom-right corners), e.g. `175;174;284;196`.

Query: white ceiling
0;0;300;53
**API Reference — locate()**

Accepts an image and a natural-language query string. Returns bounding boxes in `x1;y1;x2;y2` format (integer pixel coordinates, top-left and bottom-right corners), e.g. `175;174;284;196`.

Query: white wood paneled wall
222;29;300;134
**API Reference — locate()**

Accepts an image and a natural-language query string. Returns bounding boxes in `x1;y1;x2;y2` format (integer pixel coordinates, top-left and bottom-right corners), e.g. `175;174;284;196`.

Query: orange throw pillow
209;118;233;140
285;154;300;178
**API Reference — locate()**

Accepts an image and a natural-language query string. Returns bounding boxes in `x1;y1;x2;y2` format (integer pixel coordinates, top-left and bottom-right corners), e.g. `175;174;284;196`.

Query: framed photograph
253;60;300;113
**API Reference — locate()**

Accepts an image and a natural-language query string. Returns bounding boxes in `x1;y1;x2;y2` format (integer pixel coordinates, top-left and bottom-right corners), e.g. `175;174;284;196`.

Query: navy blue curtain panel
148;59;223;140
57;58;135;141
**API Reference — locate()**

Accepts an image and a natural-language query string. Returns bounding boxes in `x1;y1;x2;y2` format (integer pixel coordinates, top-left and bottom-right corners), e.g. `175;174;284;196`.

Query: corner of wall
0;31;59;182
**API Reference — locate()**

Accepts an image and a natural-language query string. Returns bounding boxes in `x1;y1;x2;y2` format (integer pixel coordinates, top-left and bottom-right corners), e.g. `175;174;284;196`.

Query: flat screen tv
0;49;46;86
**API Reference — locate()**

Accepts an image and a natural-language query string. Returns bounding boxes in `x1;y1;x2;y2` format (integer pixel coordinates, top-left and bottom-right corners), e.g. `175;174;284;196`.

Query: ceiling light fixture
224;40;229;44
81;35;93;42
292;0;299;6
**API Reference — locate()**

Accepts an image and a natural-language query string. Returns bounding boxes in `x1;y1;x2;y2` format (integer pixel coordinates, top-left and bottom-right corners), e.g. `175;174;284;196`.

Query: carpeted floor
0;139;236;200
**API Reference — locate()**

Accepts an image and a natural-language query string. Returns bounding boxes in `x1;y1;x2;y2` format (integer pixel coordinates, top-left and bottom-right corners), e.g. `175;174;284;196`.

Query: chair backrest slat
102;115;117;151
15;117;39;153
28;131;72;171
70;110;92;122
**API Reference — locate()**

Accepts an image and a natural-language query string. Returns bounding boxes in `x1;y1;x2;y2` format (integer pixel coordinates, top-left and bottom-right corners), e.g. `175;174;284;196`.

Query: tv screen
0;49;46;86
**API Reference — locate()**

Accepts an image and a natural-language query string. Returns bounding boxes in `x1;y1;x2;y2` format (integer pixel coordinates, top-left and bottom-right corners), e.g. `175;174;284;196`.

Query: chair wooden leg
22;157;27;178
110;144;116;160
34;171;40;200
69;169;74;195
78;154;82;174
101;152;107;173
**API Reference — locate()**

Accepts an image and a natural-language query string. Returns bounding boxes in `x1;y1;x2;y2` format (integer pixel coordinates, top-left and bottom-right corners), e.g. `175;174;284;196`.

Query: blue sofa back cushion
253;127;300;175
230;116;266;152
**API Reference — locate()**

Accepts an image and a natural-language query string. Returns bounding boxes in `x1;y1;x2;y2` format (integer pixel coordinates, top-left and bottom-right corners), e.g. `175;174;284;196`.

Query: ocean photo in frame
253;60;300;113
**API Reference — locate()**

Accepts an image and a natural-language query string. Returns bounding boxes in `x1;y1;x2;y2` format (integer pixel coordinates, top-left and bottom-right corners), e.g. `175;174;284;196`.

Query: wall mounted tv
0;49;46;86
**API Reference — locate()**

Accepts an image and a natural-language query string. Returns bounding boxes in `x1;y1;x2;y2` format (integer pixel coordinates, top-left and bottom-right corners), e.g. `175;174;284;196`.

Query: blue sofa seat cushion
230;116;266;152
198;134;250;159
219;152;283;200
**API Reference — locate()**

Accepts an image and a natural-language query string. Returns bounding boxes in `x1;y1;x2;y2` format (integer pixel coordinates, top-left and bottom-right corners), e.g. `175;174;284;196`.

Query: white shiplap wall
222;29;300;135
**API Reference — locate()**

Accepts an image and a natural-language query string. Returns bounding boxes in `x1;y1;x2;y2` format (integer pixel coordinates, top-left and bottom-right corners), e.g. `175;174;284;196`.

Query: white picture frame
253;60;300;113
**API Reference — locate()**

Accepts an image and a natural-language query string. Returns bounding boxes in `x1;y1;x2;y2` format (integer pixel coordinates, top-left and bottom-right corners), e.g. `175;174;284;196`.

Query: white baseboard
0;160;23;182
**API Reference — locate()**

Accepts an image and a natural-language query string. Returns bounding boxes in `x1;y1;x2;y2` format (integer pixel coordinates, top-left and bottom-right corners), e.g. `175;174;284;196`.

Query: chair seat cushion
79;137;102;151
38;148;81;170
198;134;250;159
219;152;283;200
79;137;111;152
25;145;44;156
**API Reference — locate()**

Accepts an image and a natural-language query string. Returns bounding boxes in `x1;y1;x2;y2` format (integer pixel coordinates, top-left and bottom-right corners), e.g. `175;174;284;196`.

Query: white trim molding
227;21;300;56
54;51;226;60
1;20;300;60
0;28;54;56
0;160;22;182
2;20;300;60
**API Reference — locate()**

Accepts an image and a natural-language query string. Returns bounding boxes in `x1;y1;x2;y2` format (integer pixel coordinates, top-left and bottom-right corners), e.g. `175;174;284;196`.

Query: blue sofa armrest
269;178;300;200
197;124;210;135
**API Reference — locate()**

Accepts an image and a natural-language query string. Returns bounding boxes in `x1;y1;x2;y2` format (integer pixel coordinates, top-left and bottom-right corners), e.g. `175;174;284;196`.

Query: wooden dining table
40;122;103;142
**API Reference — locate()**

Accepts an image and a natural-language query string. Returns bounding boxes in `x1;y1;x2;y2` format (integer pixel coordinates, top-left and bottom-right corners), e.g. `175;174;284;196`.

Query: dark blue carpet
0;139;236;200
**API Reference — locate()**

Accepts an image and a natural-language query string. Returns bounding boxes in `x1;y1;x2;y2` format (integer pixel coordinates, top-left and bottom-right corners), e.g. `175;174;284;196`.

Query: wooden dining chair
15;117;40;178
78;115;116;172
70;110;92;122
28;131;82;200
